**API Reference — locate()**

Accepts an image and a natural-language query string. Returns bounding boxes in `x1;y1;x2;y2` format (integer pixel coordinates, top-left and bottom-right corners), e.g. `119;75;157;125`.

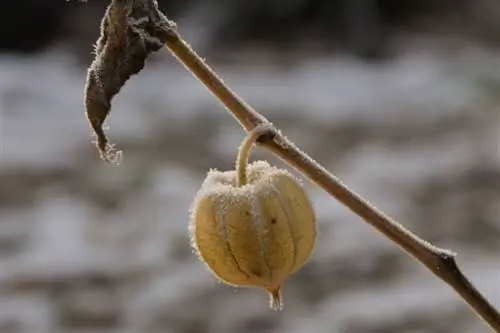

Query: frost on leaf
84;0;175;162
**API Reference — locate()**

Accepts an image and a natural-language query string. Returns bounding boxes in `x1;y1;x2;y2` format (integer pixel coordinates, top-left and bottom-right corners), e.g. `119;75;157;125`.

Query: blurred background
0;0;499;332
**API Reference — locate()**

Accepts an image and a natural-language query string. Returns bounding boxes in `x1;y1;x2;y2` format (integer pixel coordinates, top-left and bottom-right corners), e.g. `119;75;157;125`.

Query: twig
85;1;500;331
160;21;500;333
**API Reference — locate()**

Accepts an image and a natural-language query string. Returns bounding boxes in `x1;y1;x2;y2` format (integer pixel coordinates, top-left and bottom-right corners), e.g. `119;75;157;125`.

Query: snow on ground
0;44;499;332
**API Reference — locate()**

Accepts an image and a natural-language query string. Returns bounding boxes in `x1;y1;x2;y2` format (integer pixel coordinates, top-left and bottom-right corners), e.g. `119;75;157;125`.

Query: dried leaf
84;0;175;162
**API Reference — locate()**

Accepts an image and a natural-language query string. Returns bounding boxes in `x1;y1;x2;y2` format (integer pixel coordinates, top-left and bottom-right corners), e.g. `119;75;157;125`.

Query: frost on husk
189;160;317;310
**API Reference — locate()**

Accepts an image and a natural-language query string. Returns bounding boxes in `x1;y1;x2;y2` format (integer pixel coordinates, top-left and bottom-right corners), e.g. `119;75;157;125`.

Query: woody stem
159;26;500;331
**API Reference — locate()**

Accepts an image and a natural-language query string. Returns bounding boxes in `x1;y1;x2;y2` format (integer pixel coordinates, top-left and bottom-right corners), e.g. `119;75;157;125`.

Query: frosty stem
159;27;500;332
93;1;500;331
236;124;276;187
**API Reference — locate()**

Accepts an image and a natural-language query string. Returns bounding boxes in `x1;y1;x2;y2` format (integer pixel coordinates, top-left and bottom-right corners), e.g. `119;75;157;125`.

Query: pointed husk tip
267;286;283;311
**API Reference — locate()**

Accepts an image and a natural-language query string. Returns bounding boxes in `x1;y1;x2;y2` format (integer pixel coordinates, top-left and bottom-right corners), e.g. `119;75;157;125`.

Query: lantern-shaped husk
189;160;316;310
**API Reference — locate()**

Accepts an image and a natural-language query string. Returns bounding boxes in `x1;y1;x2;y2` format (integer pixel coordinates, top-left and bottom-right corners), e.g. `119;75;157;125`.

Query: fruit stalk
236;123;275;187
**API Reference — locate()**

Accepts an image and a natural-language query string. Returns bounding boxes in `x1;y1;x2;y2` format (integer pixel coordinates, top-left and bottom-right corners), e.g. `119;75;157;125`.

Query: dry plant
83;0;500;331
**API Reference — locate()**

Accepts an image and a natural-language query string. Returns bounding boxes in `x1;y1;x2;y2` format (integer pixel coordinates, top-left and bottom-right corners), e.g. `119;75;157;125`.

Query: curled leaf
84;0;175;162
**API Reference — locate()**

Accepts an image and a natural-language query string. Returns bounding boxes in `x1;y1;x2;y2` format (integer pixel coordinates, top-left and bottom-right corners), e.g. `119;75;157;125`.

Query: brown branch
85;1;500;331
159;24;500;333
